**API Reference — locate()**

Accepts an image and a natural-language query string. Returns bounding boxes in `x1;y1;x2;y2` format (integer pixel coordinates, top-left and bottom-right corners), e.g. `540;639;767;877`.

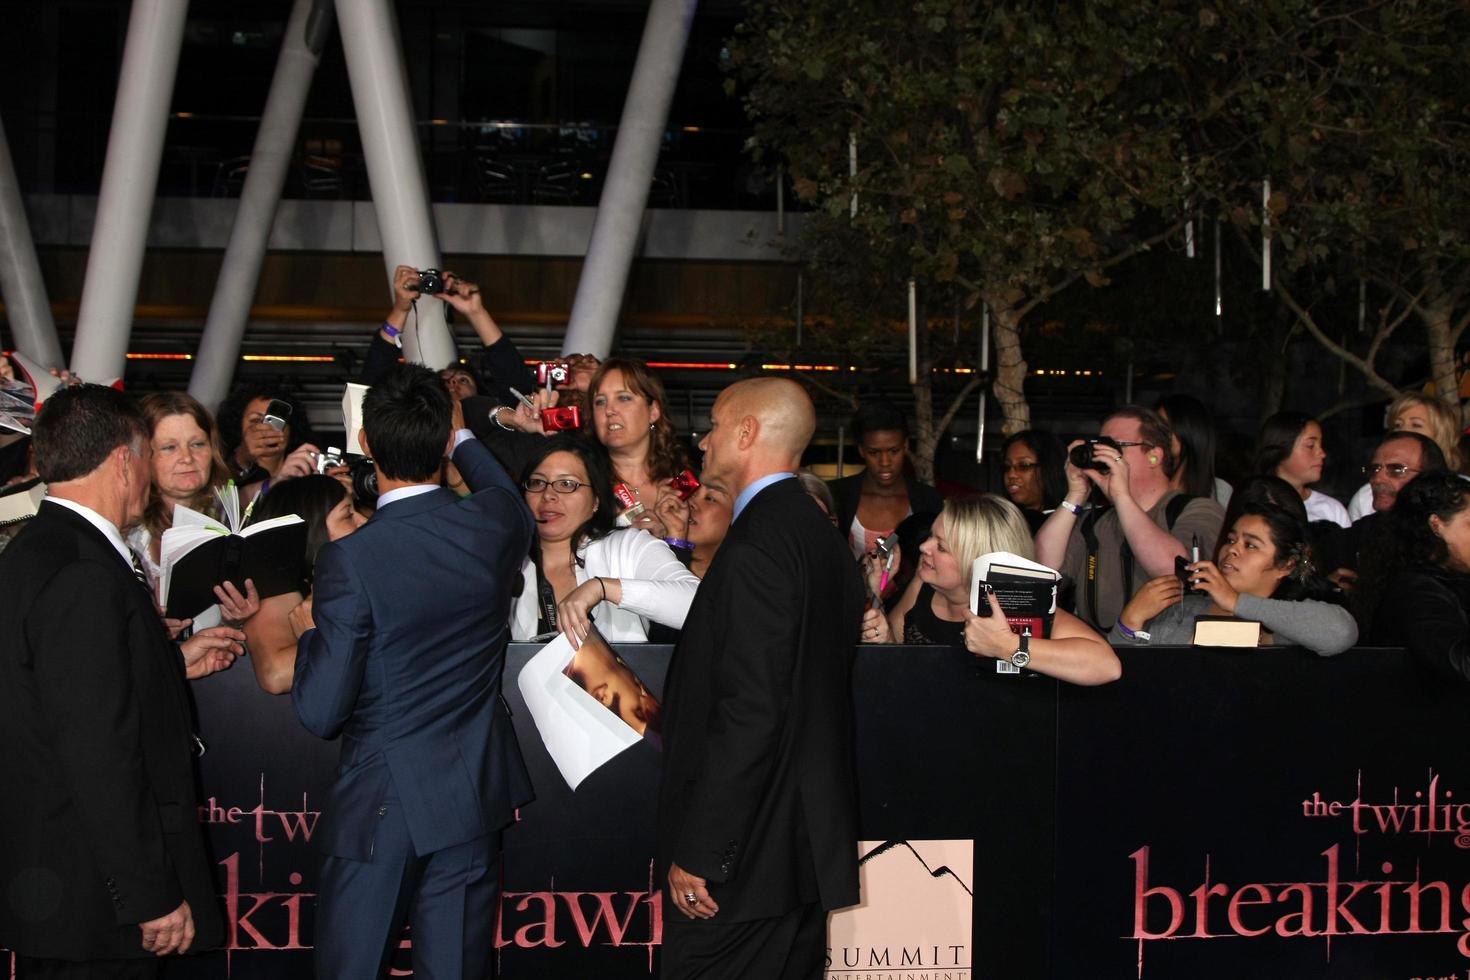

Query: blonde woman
865;494;1120;686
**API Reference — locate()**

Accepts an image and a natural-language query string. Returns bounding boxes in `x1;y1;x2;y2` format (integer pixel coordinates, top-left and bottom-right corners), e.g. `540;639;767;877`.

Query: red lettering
560;892;645;947
1131;846;1184;939
1322;845;1371;935
1404;879;1452;934
1272;884;1319;937
1225;884;1272;937
512;892;564;948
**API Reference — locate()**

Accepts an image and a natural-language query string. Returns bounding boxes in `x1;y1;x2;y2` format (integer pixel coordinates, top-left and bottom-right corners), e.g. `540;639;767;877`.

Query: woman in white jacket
507;434;699;644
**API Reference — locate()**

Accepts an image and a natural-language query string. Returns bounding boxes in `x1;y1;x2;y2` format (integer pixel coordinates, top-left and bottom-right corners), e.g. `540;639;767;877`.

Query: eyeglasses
1113;441;1151;451
523;477;591;494
1362;463;1419;478
1002;461;1039;472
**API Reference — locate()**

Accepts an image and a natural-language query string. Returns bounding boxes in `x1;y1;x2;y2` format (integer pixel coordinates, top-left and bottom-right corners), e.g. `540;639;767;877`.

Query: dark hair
363;364;452;482
216;385;317;460
1376;431;1447;475
586;357;688;481
1156;394;1219;499
1219;475;1307;548
1105;405;1176;476
246;474;349;572
138;391;233;537
32;385;148;484
1000;429;1068;511
521;434;619;561
1354;471;1470;635
851;398;909;441
1222;499;1338;602
1254;410;1316;477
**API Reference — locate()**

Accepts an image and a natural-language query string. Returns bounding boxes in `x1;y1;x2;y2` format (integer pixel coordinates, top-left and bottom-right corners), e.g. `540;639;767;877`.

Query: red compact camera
669;469;700;501
541;405;581;432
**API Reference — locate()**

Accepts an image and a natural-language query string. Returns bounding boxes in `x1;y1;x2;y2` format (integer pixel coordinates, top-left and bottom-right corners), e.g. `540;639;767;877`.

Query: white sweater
511;528;700;642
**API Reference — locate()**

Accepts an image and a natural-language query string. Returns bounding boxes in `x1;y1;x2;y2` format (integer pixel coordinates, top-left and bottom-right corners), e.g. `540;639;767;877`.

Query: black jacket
1371;562;1470;684
827;471;945;542
0;502;224;959
658;477;865;920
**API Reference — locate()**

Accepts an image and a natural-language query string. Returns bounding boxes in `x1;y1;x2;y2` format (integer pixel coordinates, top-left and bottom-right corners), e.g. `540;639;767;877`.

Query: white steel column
69;0;191;382
189;0;333;410
561;0;698;358
335;0;454;368
0;115;64;368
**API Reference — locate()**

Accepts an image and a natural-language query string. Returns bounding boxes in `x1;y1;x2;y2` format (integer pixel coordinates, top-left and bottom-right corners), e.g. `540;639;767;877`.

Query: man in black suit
658;378;865;979
0;385;235;978
287;364;534;979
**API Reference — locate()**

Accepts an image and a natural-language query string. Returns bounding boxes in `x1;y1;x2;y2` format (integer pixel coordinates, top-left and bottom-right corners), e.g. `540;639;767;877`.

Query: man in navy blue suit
288;364;534;978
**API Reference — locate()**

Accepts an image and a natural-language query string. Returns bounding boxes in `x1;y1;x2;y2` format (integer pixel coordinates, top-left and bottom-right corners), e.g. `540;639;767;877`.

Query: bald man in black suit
658;378;865;979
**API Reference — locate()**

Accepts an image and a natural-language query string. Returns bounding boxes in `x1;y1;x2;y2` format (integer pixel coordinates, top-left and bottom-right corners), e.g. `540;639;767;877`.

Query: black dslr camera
1068;435;1124;474
349;457;380;508
410;268;447;295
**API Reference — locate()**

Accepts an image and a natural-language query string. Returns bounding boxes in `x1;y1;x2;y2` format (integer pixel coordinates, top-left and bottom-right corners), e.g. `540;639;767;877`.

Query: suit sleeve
291;542;373;738
675;539;798;882
452;433;522;498
28;561;182;924
360;331;401;386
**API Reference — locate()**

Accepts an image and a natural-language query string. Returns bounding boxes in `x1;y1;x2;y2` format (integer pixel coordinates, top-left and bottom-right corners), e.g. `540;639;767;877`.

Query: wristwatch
1009;630;1031;669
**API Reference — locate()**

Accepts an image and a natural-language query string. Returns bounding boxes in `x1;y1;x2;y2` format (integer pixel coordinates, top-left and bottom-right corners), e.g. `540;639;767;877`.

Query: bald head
700;378;816;493
721;378;815;457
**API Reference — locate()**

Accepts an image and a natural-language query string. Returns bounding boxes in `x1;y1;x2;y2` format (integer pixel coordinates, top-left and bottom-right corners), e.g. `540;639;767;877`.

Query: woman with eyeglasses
506;434;700;644
998;430;1068;534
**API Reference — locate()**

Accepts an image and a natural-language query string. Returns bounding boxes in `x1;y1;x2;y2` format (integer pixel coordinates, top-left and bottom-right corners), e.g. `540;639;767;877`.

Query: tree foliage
726;0;1199;460
1180;0;1470;414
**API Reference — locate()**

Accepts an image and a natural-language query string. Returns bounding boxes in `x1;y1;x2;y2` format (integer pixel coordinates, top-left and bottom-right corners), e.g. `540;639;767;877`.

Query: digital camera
349;457;380;508
411;268;447;295
541;406;581;432
537;361;570;386
315;447;344;474
1068;435;1124;474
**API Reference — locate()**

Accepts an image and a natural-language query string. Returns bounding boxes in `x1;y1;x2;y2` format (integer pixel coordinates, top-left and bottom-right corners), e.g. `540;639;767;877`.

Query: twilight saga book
969;551;1060;639
160;484;307;619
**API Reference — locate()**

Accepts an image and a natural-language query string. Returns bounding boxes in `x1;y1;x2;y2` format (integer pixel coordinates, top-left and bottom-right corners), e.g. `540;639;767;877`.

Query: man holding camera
1035;406;1225;631
286;365;534;978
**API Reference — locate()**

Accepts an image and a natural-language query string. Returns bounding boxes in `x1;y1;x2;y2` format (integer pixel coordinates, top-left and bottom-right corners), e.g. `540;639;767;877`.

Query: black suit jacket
657;477;865;920
0;502;224;959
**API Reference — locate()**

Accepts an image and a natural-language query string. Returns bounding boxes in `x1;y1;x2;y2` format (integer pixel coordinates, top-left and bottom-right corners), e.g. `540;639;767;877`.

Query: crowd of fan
1;269;1466;694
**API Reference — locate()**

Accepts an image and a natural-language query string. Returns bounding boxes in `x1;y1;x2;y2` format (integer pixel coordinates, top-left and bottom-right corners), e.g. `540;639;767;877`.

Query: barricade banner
9;644;1458;979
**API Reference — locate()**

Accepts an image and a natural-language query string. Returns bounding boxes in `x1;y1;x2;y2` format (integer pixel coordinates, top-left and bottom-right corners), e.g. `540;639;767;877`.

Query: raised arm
290;544;372;739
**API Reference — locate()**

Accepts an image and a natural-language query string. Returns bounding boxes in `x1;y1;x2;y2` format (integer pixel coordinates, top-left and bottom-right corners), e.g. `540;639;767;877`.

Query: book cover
160;485;307;618
969;551;1058;639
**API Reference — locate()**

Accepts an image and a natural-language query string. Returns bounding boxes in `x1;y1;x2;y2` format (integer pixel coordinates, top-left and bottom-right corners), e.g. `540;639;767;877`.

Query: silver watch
1009;630;1031;669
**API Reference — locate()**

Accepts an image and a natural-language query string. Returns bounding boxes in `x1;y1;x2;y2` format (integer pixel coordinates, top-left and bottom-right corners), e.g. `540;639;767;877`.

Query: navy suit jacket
292;438;535;860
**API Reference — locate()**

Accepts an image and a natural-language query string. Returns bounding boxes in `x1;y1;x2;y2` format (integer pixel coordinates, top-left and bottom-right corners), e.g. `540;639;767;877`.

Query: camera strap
536;568;558;633
1080;493;1194;626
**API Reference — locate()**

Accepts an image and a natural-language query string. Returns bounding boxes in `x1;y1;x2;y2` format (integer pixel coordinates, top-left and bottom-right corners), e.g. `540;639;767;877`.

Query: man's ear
357;429;371;457
737;416;759;450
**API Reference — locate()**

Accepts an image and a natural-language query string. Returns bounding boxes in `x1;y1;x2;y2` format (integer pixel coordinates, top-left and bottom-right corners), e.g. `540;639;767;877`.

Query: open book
969;551;1060;639
160;483;307;619
0;478;45;526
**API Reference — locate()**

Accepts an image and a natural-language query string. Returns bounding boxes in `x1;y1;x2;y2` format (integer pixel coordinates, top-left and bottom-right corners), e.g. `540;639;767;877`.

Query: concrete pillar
335;0;455;368
189;0;334;410
561;0;698;358
69;0;191;382
0;115;64;368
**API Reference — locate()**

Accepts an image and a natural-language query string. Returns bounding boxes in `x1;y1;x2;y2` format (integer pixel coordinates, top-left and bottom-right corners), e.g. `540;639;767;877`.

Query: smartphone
263;398;292;432
1175;555;1203;595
